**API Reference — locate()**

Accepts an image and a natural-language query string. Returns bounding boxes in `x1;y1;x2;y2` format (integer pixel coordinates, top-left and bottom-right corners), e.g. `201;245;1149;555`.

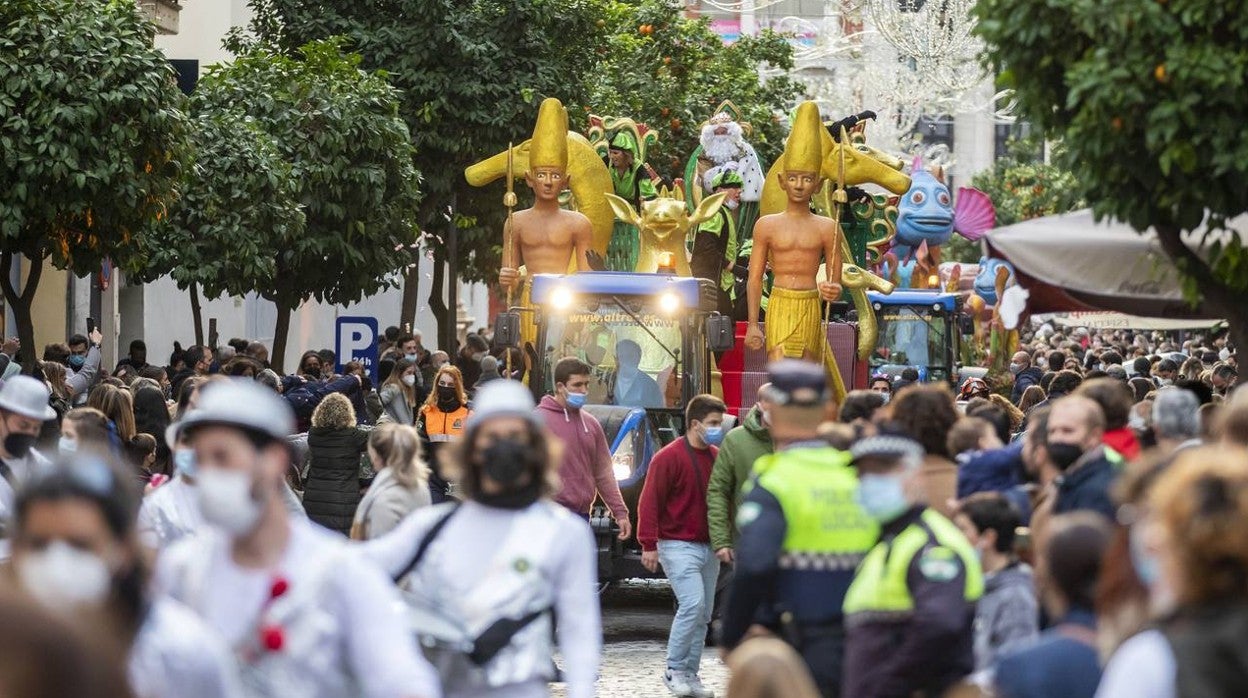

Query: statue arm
747;227;770;326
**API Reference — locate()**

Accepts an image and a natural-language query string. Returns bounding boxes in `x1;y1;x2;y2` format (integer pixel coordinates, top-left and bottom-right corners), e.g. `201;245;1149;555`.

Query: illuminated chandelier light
864;0;981;65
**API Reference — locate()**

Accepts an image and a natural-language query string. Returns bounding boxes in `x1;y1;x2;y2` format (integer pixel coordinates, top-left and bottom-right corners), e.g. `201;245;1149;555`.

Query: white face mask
197;468;263;536
401;374;416;387
19;541;112;608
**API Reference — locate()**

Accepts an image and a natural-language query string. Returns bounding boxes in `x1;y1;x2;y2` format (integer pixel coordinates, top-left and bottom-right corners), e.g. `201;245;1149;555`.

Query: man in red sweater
638;394;726;698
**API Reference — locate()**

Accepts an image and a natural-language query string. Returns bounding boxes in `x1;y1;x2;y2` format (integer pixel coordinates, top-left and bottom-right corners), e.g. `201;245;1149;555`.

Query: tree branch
0;252;18;309
1153;221;1239;312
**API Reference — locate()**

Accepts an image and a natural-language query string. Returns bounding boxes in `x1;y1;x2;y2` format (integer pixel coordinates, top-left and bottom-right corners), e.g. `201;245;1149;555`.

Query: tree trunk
0;252;41;372
1153;221;1248;353
399;261;420;333
428;257;448;352
271;302;292;375
188;282;204;346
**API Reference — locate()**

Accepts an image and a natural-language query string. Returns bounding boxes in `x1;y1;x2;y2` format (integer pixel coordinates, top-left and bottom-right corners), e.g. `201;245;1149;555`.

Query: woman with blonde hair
350;423;431;540
303;392;371;534
417;364;472;503
1097;447;1248;697
725;638;820;698
86;384;136;442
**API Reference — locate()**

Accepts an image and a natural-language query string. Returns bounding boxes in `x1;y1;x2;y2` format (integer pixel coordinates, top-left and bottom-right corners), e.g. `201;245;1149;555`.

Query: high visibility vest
843;508;983;618
420;404;471;442
752;447;878;571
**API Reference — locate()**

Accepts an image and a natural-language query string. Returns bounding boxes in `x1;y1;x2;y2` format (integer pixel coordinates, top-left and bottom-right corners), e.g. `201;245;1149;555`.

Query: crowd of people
0;322;1245;698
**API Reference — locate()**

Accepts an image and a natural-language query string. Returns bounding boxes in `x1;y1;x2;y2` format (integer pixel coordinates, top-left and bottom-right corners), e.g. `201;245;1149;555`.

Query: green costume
607;131;656;271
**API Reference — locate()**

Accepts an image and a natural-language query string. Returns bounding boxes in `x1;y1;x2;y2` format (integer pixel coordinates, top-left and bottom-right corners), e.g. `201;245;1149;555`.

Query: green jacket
707;405;774;551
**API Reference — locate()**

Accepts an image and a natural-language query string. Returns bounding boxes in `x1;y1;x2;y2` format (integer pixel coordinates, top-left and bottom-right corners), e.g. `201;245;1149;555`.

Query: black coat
303;426;369;534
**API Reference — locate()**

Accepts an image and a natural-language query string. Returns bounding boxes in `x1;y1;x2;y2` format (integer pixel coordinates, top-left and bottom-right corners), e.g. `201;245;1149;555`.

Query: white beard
700;123;745;164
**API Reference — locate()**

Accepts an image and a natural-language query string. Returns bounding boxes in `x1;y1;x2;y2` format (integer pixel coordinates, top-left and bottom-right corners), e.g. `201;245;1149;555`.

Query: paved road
552;579;731;697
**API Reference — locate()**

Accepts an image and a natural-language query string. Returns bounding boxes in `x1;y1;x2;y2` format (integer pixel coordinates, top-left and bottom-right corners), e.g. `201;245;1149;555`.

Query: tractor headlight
658;291;681;315
612;437;636;481
550;286;574;311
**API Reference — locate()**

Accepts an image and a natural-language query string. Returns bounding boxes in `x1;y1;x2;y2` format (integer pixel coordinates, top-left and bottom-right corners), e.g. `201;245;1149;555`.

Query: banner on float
1033;312;1223;332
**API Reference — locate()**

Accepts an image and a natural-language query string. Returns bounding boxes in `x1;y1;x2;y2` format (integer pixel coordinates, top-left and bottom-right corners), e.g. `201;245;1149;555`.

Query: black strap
468;608;550;665
0;460;16;490
394;504;460;582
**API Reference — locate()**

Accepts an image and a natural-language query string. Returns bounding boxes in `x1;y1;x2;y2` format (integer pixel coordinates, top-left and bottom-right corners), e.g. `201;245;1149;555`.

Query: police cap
849;434;924;468
764;359;826;407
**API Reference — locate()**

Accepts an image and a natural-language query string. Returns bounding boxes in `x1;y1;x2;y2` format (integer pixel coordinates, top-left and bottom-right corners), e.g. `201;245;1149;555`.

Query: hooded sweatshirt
973;561;1039;672
537;395;629;519
706;405;773;551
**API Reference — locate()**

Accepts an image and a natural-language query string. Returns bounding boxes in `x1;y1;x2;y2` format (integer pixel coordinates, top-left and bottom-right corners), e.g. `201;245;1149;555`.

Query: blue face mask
405;353;419;363
67;354;85;370
702;425;725;446
565;391;587;410
58;436;77;454
855;473;909;522
1129;524;1160;587
174;448;197;478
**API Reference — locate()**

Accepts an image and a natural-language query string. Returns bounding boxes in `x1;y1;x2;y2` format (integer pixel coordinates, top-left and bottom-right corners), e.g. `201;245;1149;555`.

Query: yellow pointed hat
782;101;823;174
529;98;569;171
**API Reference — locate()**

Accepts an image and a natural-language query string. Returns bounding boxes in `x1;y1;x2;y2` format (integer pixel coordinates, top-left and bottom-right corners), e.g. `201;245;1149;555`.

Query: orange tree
976;0;1248;348
0;0;188;362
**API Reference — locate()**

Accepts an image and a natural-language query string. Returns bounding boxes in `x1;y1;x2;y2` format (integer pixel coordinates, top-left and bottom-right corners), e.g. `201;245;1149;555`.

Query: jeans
658;540;719;675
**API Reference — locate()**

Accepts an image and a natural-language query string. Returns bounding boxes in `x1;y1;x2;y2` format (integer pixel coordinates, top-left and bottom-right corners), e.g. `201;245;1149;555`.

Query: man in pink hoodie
538;357;631;540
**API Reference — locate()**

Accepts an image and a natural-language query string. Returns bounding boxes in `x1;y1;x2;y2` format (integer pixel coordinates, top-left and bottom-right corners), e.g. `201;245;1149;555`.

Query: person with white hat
0;374;58;550
152;380;440;698
363;379;600;698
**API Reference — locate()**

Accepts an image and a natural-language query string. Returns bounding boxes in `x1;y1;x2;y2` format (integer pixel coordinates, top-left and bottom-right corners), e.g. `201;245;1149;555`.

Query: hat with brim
467;379;541;429
167;379;296;449
0;375;56;421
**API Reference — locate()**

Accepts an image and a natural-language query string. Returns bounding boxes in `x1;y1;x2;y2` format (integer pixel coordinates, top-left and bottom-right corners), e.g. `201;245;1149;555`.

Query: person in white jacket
364;379;601;698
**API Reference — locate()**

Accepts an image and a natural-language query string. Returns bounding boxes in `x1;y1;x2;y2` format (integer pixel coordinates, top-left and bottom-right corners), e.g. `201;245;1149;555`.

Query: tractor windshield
541;297;682;409
871;305;951;382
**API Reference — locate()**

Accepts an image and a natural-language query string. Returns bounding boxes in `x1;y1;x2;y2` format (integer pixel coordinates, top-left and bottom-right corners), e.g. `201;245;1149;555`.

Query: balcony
137;0;181;35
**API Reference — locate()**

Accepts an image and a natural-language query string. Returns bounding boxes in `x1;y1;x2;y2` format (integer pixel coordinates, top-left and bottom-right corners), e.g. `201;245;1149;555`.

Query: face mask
760;409;771;426
855;473;909;522
402;374;416;387
68;355;86;370
58;436;77;454
1047;442;1085;471
437;385;458;403
405;353;419;363
1129;524;1160;587
480;438;529;486
1009;363;1023;375
174;448;196;477
879;392;891;404
4;431;36;459
1158;378;1173;387
564;390;587;410
19;541;111;608
702;424;725;446
724;198;740;210
1128;413;1148;431
197;468;263;536
472;352;485;362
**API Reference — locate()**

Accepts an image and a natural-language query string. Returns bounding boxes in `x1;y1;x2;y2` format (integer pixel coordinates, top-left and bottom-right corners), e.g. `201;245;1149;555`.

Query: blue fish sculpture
973;257;1016;306
893;158;996;263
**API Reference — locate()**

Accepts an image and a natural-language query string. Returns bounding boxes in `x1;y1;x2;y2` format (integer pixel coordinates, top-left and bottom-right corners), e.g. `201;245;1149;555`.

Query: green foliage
165;39;421;310
139;111;305;300
975;0;1248;306
231;0;802;284
969;137;1086;229
584;1;804;179
0;0;189;274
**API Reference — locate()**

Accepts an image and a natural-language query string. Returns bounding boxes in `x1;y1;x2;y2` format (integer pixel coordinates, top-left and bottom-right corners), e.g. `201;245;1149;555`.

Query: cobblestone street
552;580;730;697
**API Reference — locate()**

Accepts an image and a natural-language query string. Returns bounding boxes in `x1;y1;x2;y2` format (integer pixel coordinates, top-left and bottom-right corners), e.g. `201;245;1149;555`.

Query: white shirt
138;476;203;549
129;596;245;698
155;517;440;698
0;448;50;558
1095;629;1176;698
363;500;600;698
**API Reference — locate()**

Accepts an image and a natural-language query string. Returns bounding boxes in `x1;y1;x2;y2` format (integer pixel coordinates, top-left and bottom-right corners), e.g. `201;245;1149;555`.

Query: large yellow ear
605;193;642;228
688;192;727;227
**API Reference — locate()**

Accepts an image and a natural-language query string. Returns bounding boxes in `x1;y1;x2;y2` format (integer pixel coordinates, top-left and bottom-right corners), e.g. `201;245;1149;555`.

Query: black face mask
1048;442;1085;471
474;438;541;509
436;385;459;410
4;431;36;459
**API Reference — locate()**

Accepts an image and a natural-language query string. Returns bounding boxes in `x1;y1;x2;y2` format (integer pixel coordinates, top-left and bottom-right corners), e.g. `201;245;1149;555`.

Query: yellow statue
463;98;611;349
604;186;726;275
746;102;849;399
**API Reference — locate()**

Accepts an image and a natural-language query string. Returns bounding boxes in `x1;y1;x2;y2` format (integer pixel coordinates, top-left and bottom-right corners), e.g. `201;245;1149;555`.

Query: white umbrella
986;209;1240;319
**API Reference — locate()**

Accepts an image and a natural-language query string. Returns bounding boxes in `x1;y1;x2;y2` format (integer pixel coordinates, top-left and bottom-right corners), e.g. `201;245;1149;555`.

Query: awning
1033;312;1222;332
986;209;1242;320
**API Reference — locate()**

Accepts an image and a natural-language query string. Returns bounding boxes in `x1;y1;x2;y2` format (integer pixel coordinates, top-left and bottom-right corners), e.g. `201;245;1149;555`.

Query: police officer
842;435;983;698
719;360;877;698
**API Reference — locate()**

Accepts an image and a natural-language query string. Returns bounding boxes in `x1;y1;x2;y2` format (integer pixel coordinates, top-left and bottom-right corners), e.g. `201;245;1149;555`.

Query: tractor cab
867;289;961;386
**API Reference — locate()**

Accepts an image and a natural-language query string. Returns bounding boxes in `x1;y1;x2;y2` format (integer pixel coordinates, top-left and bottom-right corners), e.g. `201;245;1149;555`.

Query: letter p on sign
335;316;379;384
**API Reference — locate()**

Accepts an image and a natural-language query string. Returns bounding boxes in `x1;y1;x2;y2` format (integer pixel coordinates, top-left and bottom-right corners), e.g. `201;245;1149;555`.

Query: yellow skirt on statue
765;286;847;403
519;278;537;351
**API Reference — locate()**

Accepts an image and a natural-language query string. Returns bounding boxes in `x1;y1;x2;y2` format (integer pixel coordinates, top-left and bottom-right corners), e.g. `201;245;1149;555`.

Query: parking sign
336;316;379;384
